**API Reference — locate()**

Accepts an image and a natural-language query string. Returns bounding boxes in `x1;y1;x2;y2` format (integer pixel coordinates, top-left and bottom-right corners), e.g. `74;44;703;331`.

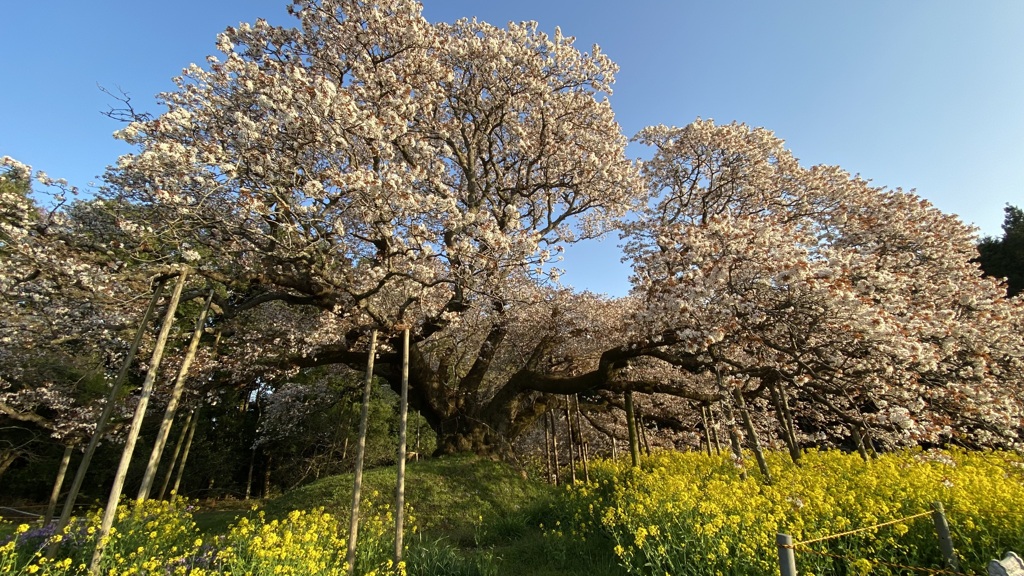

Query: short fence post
778;533;797;576
931;501;962;574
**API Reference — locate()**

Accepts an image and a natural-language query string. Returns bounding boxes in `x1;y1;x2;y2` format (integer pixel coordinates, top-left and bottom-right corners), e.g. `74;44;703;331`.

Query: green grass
267;454;545;540
191;508;247;534
257;454;626;576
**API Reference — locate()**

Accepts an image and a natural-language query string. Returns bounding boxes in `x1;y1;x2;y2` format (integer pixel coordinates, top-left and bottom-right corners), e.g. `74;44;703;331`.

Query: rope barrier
780;508;967;575
0;506;42;518
791;509;934;546
792;545;964;576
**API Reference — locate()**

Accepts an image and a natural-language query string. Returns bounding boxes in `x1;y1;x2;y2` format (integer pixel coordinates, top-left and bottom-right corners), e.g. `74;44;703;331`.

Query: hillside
263;454;624;576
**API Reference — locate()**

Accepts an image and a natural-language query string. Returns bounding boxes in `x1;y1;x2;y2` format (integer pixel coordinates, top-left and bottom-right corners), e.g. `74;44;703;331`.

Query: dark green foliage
977;204;1024;297
0;164;35;247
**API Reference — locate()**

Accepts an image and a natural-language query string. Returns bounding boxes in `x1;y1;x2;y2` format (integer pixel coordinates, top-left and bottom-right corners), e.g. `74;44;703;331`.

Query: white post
777;533;797;576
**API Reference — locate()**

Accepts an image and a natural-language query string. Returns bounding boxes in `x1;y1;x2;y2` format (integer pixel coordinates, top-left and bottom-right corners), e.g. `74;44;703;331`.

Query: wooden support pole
734;388;773;484
574;395;589;483
139;289;214;500
550;411;560;486
625;391;639;467
708;404;722;455
638;411;651;456
90;271;188;574
394;328;410;565
543;406;553;484
49;279;164;558
725;404;748;481
44;444;74;525
158;408;194;500
565;397;576;484
851;426;870;462
346;329;378;576
770;382;801;465
700;405;713;456
170;407;199;497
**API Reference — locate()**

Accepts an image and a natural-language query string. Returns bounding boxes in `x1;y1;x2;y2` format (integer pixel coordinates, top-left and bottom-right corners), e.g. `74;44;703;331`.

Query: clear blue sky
3;1;1021;296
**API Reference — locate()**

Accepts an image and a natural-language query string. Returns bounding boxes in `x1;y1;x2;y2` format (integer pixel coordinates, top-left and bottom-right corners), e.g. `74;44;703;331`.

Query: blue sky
2;1;1022;296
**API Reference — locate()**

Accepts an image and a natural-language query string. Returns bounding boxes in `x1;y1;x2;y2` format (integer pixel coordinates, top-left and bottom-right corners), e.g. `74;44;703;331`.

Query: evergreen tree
977;204;1024;297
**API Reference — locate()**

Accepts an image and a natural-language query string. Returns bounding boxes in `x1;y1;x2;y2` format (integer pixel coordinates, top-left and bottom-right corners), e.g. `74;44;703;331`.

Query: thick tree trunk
138;289;214;500
50;280;164;558
44;444;74;525
90;271;187;574
346;329;377;576
295;323;728;459
158;408;194;501
394;329;410;565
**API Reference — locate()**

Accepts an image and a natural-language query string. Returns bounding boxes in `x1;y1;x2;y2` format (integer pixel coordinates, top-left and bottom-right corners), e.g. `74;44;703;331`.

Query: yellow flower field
552;449;1024;575
0;496;405;576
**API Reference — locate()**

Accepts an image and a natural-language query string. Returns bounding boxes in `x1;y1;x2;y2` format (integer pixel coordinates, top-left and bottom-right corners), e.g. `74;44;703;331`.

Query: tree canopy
977;204;1024;298
2;0;1022;502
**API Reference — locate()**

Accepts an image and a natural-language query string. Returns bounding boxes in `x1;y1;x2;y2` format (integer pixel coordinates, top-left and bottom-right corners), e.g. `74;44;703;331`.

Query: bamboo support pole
346;329;378;576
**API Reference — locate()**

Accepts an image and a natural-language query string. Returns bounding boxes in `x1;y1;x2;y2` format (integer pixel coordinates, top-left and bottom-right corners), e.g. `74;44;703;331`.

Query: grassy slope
258;454;625;576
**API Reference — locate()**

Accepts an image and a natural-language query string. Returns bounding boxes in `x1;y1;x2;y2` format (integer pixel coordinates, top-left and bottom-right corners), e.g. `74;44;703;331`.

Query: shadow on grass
262;454;627;576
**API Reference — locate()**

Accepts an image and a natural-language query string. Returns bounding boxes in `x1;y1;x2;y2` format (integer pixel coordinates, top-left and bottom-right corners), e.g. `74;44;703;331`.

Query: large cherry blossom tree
0;158;129;473
14;0;1017;465
105;0;642;451
621;119;1024;454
